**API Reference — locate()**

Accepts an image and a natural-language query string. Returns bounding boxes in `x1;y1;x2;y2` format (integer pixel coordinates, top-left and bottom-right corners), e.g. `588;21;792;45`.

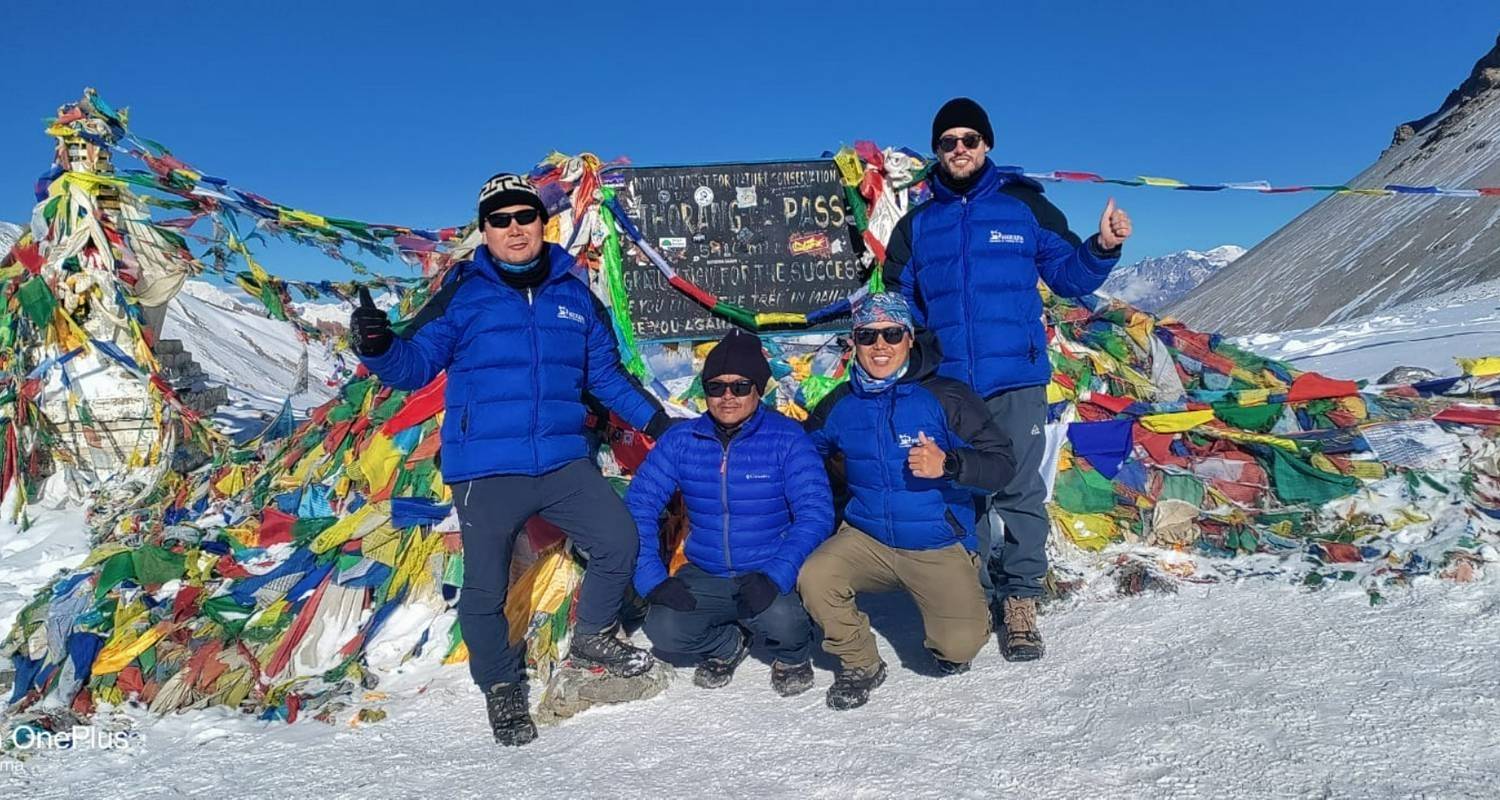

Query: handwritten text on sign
606;161;861;339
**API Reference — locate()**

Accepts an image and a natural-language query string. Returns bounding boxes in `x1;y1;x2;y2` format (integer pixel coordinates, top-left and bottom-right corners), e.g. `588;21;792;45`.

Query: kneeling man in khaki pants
800;293;1014;710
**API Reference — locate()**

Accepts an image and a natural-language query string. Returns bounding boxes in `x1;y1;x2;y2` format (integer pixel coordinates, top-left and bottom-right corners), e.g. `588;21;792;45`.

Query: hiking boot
770;660;814;697
1000;597;1045;662
483;682;537;747
826;661;887;711
568;625;655;677
928;648;971;676
693;628;750;689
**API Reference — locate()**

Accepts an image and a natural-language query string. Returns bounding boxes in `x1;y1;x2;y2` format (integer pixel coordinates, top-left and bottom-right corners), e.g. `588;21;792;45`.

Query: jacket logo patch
744;472;772;480
989;230;1025;244
896;433;917;449
556;305;586;324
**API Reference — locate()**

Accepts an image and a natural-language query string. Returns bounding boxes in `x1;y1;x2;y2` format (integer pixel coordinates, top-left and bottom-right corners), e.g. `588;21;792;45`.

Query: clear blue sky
4;0;1497;282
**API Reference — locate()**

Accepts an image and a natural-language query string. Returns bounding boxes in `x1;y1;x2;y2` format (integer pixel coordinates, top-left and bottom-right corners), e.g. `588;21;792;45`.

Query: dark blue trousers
974;385;1051;601
452;460;638;689
643;564;812;664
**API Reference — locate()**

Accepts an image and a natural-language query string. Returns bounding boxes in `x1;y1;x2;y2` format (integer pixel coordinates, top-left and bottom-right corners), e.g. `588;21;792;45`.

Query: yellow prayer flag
833;147;864;187
1236;389;1270;407
357;432;402;492
1138;409;1216;433
1458;356;1500;377
1049;508;1118;551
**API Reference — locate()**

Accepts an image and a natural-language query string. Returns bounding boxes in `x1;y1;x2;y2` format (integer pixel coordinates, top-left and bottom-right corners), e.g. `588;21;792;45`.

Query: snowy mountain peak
1098;244;1245;312
1171;34;1500;334
1201;244;1247;264
0;221;22;259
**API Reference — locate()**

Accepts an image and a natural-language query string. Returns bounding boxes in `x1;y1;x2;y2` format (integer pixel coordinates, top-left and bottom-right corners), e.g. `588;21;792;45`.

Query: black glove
350;286;394;357
735;572;779;618
647;576;697;612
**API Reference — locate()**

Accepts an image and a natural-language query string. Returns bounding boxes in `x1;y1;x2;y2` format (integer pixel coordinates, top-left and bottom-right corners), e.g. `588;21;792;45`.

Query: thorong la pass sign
605;161;864;340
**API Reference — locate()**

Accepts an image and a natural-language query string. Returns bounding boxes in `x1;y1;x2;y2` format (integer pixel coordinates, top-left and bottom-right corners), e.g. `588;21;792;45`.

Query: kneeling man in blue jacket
628;330;834;697
350;174;677;746
801;293;1015;710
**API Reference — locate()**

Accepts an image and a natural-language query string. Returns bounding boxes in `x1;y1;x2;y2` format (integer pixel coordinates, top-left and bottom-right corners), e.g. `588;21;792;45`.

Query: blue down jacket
627;405;833;595
883;160;1120;397
804;331;1014;551
359;244;663;482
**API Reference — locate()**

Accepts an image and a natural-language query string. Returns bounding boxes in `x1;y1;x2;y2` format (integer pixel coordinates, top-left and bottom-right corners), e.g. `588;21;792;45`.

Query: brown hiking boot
1000;597;1045;662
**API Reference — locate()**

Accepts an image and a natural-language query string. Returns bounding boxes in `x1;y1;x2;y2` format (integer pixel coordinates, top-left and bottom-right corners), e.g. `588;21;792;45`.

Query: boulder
535;659;673;725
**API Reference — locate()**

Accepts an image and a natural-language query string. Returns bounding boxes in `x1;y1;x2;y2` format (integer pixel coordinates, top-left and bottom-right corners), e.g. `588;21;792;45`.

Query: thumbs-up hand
350;285;394;357
1098;198;1132;250
906;430;947;479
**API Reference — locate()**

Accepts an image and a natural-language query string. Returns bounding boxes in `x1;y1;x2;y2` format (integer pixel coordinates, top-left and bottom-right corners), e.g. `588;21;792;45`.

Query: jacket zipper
720;439;734;574
527;286;541;471
878;392;894;546
960;195;976;387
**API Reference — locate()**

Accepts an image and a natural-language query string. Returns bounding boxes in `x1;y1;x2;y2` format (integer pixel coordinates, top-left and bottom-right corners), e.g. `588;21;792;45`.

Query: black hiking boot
770;660;815;697
483;682;537;747
693;628;750;689
826;661;887;711
928;649;971;676
1000;597;1046;662
567;625;655;677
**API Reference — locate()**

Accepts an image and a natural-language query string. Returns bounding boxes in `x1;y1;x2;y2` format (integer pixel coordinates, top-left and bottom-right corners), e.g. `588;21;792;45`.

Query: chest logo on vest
896;433;917;449
744;472;772;480
989;230;1025;245
555;305;586;324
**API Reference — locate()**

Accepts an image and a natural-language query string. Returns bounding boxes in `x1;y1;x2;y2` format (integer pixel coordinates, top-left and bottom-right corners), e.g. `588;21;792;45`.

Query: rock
535;659;673;725
1377;365;1438;385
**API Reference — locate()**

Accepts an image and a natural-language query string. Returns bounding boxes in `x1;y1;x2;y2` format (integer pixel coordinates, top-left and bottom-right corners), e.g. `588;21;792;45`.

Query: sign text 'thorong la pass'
605;160;863;340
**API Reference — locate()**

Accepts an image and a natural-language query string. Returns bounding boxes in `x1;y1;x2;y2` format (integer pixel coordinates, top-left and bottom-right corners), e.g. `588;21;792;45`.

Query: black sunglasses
852;327;909;346
485;209;541;228
937;133;984;153
705;379;756;398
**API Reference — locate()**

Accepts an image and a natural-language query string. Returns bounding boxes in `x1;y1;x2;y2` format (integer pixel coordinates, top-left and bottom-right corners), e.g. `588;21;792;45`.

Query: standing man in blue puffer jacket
882;98;1134;662
348;173;678;747
628;330;833;697
799;293;1014;710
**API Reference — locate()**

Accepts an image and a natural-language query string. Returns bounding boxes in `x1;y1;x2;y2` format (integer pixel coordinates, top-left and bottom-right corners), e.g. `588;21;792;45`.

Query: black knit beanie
931;97;994;152
477;173;548;227
702;329;772;392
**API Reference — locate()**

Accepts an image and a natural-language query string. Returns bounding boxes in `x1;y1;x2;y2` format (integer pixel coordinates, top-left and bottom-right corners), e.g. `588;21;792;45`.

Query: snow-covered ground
3;283;1500;798
0;492;87;644
5;578;1498;798
162;281;346;436
1233;278;1500;381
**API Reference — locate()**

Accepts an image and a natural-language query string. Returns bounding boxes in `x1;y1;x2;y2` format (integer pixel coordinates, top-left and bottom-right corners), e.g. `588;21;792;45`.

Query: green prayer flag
1159;473;1206;506
1053;466;1118;513
1212;402;1284;433
96;552;136;600
130;545;186;586
17;277;57;328
1270;449;1360;505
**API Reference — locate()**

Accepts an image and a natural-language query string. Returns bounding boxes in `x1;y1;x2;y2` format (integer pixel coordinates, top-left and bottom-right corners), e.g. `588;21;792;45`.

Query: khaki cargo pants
798;524;990;671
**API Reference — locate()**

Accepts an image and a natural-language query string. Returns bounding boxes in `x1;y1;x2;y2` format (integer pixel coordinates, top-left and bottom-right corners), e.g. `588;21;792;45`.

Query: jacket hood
929;158;1045;203
901;328;944;384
